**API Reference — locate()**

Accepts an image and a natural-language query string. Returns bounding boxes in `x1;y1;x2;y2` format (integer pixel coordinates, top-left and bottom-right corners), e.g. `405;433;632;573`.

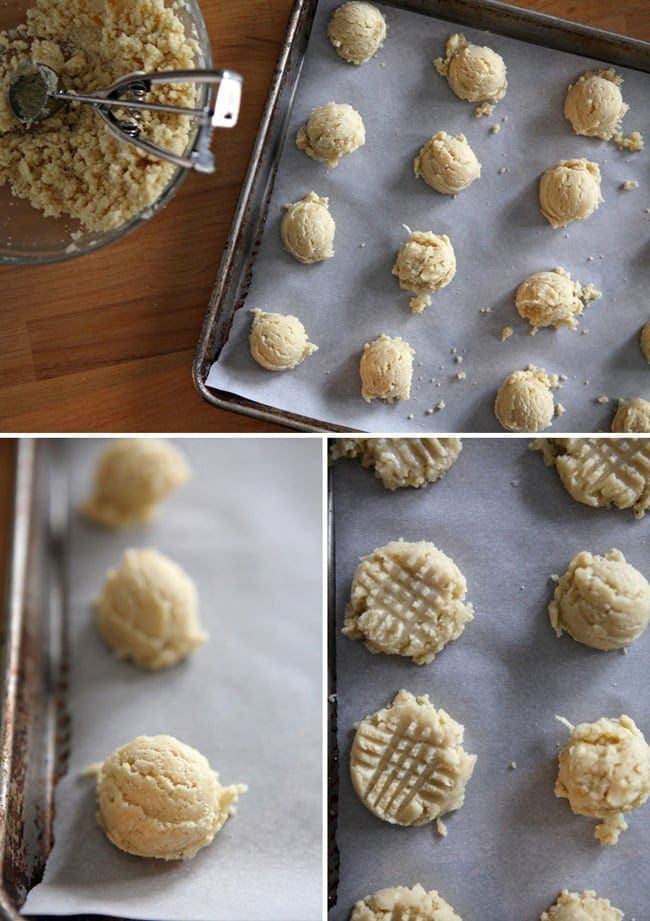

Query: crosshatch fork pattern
553;438;650;514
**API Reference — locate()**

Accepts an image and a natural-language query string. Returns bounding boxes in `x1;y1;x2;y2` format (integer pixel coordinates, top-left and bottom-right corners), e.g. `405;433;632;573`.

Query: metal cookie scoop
8;63;243;174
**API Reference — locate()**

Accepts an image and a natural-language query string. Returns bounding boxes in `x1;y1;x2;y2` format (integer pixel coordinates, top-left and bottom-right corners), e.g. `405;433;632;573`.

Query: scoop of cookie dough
532;438;650;519
540;890;623;921
515;268;601;331
495;367;557;433
344;540;474;665
539;159;602;228
96;735;246;860
83;439;190;528
327;1;386;65
641;323;650;362
392;230;456;312
434;33;507;105
360;335;414;403
611;397;650;433
249;309;318;371
549;549;650;650
351;690;476;827
414;132;481;195
555;714;650;845
281;191;335;263
329;438;462;490
96;548;207;670
350;884;463;921
565;69;629;140
296;102;365;167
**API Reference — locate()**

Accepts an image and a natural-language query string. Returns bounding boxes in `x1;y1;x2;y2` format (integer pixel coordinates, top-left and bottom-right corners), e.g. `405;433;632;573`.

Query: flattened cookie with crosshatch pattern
350;690;476;827
343;541;474;665
330;438;462;490
532;438;650;519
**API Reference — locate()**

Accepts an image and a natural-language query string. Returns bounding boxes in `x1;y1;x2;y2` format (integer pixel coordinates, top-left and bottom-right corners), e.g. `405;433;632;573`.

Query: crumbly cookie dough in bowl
0;0;209;262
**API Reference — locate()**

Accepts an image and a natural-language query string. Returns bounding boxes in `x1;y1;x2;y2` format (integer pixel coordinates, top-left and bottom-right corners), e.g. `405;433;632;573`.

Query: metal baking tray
193;0;650;433
0;442;123;921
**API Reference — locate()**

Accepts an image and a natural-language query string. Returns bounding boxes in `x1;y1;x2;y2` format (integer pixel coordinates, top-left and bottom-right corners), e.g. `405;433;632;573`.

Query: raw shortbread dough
327;1;386;65
296;102;365;167
640;323;650;362
343;540;474;665
349;884;462;921
531;438;650;519
96;735;246;860
281;191;335;263
555;715;650;845
360;335;414;403
392;230;456;313
549;549;650;650
515;268;601;331
83;439;190;528
414;132;481;195
539;159;602;228
611;397;650;433
494;367;558;433
564;70;629;140
350;690;476;827
434;33;507;107
96;548;207;670
249;309;318;371
540;890;623;921
329;437;462;490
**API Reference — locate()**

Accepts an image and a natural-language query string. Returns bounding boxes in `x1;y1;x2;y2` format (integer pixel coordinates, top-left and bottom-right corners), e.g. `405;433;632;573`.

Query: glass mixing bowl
0;0;211;266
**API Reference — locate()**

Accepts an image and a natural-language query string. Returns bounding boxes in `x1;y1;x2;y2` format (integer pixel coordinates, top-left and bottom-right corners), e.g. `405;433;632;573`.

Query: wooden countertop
0;0;648;434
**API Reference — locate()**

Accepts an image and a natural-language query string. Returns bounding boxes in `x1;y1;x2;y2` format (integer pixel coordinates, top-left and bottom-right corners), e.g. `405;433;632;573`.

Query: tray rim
193;0;650;434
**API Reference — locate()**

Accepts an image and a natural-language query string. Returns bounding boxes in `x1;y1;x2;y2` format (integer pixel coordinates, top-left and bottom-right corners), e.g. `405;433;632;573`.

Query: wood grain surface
0;0;648;434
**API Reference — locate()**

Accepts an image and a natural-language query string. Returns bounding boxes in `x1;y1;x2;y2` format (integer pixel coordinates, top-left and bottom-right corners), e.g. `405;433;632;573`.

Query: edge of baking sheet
193;0;650;433
0;444;97;921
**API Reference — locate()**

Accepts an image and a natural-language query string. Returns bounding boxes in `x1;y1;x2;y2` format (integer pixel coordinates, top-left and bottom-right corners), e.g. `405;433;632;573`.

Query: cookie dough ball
96;735;246;860
640;323;650;362
495;367;557;433
83;440;190;528
611;397;650;433
327;2;386;65
344;540;474;665
392;230;456;313
539;159;602;228
249;309;318;371
555;714;650;845
540;890;623;921
434;33;507;104
96;548;207;670
360;335;414;403
329;438;462;490
350;885;462;921
414;132;481;195
549;549;650;650
281;191;335;264
515;268;601;331
351;690;476;826
296;102;365;167
565;69;628;140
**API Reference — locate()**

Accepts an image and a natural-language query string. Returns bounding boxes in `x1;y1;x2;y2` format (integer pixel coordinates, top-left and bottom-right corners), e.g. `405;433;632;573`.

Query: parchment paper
206;0;650;433
23;437;323;921
330;439;650;919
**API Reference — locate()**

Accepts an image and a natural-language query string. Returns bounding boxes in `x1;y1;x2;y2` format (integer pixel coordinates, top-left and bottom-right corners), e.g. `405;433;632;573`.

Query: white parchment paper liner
24;438;323;921
330;439;649;919
207;0;650;433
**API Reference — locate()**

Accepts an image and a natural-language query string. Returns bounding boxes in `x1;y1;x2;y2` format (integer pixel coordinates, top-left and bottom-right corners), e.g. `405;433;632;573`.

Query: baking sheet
206;0;650;433
330;439;650;919
22;437;323;921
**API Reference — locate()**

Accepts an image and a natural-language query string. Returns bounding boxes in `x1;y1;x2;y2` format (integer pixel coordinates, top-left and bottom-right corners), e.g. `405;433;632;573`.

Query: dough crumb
436;817;448;837
490;124;500;134
501;326;513;341
515;267;601;331
454;355;463;363
296;102;365;167
597;395;609;404
509;761;517;770
327;2;386;65
640;323;650;362
360;336;415;403
621;179;639;190
437;400;446;411
249;310;318;371
475;101;495;117
350;885;462;921
434;33;507;106
555;404;566;417
457;371;466;381
539;159;602;228
281;192;335;263
613;130;644;152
